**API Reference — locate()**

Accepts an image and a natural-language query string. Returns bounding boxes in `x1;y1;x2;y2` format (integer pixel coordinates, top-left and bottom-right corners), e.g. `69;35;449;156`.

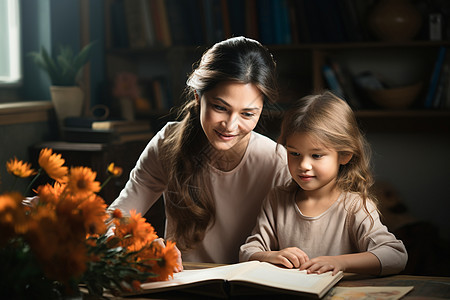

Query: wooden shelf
355;110;450;133
103;0;450;134
269;40;450;51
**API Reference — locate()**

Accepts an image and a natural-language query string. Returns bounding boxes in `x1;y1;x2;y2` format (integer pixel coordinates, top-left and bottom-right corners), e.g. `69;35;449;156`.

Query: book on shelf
257;0;276;45
328;58;362;109
227;0;246;38
109;0;129;48
424;46;447;108
430;47;450;108
64;118;151;132
322;64;345;98
148;0;172;47
128;261;343;299
165;0;203;45
202;0;227;44
123;0;152;48
62;127;154;145
91;120;151;132
272;0;292;45
245;0;259;40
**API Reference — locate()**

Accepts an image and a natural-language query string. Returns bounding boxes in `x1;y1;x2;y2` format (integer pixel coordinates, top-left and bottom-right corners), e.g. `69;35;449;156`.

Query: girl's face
286;132;350;195
198;81;263;153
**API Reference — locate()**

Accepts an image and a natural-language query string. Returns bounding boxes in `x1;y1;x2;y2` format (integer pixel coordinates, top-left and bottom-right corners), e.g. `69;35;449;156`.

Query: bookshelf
102;0;450;133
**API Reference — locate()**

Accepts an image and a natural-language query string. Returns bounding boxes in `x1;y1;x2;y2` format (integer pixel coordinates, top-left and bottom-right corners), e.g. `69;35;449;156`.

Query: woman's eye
213;104;226;111
242;112;255;118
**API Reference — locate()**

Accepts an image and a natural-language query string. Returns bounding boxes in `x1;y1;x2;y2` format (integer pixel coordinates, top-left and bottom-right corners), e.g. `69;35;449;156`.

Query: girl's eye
312;154;323;159
289;152;300;157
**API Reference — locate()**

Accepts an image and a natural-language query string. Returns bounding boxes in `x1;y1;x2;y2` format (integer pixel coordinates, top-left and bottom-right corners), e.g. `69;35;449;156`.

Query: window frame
0;0;22;87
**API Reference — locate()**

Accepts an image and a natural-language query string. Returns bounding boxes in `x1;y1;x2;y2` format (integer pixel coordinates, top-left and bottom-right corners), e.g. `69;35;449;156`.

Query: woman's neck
210;135;250;171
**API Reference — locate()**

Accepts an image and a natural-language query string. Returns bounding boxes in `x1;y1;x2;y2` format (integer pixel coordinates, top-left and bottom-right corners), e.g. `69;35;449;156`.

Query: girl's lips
299;175;314;181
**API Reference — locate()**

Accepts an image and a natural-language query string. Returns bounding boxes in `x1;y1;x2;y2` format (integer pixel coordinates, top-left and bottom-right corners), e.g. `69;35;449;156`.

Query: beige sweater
239;187;408;275
107;122;291;263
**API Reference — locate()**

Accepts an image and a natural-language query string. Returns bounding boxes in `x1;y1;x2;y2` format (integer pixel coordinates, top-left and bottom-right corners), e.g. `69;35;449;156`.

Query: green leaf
28;42;95;86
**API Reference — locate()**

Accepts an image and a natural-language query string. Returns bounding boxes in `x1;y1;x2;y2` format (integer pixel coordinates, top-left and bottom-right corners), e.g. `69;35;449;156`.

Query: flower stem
100;175;113;190
25;168;43;196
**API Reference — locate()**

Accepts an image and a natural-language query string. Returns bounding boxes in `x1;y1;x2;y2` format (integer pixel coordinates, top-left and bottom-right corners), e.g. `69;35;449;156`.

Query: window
0;0;21;86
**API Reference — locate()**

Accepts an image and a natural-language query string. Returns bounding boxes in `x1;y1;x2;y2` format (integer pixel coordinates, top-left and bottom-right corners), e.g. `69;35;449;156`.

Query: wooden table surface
85;262;450;299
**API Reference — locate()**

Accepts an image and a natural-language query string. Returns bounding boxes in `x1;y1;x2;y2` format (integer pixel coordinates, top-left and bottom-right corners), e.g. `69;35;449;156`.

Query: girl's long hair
278;91;376;226
160;37;278;250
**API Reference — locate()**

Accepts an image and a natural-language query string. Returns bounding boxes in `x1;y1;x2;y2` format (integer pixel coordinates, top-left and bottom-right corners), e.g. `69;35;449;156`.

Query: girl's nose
299;158;312;171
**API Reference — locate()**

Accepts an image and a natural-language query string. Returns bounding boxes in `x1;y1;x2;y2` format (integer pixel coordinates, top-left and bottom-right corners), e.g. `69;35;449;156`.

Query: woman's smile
215;129;238;141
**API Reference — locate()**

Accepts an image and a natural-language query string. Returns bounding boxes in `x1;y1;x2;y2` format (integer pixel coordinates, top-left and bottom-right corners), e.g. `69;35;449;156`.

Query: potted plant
29;42;95;128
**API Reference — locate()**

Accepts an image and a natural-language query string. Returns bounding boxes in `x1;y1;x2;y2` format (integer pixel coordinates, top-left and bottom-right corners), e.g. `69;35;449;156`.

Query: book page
229;261;343;296
140;261;258;291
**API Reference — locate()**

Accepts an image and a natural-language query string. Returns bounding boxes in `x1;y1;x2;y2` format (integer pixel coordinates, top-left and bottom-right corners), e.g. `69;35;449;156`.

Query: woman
107;36;291;266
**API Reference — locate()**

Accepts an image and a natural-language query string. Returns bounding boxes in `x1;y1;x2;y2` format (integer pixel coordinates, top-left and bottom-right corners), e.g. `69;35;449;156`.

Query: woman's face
198;81;264;153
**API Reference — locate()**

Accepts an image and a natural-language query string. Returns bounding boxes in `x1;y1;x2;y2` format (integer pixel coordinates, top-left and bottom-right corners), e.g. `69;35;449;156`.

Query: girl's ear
339;152;353;165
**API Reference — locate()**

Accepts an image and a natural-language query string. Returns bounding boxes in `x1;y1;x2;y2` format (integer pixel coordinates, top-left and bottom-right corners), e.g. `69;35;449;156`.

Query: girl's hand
300;252;381;276
299;256;343;275
250;247;309;269
154;238;183;272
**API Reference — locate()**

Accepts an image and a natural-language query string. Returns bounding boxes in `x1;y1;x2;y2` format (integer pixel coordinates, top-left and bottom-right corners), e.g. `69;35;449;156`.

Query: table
91;262;450;299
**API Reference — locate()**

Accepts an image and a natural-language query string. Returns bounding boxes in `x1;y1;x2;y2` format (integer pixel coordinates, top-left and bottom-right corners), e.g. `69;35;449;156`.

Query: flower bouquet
0;149;179;299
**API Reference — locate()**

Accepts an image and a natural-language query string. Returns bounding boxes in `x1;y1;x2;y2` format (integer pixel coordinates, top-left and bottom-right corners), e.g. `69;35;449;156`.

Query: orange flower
38;148;68;182
0;192;26;244
112;208;123;219
6;157;36;178
25;205;59;262
114;210;158;251
131;280;142;291
65;166;100;198
107;163;123;177
77;194;108;235
36;182;65;206
141;241;178;282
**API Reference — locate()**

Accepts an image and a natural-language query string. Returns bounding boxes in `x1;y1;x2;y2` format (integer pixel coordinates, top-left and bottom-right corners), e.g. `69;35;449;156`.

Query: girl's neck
296;185;342;217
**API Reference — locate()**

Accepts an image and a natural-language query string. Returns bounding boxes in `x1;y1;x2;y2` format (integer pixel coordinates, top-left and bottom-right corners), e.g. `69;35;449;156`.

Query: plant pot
50;86;84;128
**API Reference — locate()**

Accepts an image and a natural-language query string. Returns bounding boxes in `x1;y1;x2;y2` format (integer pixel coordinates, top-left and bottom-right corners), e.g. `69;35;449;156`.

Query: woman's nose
222;113;239;131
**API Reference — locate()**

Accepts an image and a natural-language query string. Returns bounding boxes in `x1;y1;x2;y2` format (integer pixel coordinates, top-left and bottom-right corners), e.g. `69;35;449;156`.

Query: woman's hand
154;238;183;272
250;247;309;269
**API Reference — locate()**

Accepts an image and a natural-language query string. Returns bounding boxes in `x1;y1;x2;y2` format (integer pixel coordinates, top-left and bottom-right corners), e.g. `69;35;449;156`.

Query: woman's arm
239;189;281;262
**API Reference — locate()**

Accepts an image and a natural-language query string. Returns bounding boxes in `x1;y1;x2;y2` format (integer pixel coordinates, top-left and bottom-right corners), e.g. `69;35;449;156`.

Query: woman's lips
215;130;236;141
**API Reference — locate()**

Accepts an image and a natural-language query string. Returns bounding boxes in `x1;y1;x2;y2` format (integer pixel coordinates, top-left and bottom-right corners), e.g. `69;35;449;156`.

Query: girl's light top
240;187;408;275
108;122;291;263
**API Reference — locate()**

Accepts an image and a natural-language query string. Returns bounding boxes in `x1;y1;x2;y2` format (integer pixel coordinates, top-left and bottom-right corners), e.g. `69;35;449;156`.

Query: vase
368;0;423;41
50;86;84;129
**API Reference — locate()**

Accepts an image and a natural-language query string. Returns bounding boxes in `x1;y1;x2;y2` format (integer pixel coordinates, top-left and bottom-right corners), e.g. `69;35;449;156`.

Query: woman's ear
339;152;353;165
194;90;200;103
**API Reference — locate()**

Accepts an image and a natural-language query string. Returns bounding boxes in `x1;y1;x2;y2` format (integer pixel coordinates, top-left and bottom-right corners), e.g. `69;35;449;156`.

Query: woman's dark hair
160;37;278;250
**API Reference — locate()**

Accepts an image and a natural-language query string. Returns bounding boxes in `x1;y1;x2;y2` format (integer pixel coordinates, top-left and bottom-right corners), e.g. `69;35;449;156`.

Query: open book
134;261;343;299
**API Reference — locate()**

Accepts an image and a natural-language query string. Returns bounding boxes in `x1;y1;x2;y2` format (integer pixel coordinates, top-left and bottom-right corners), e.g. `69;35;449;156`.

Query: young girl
107;37;291;267
239;91;407;276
